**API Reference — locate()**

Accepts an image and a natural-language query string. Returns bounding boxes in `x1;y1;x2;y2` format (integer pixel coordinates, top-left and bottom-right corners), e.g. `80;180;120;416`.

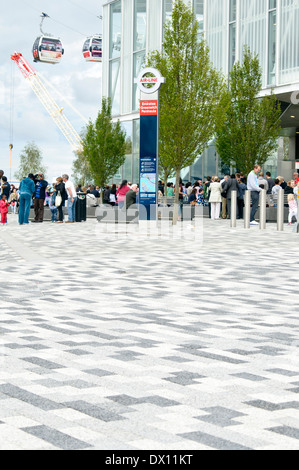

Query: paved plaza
0;214;299;450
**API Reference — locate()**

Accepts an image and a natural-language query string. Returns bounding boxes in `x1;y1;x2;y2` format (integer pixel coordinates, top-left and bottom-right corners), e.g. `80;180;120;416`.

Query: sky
0;0;104;184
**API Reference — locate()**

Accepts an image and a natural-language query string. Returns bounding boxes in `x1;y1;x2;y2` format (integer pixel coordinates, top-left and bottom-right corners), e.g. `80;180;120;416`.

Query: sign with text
140;100;158;116
136;68;165;222
139;101;158;220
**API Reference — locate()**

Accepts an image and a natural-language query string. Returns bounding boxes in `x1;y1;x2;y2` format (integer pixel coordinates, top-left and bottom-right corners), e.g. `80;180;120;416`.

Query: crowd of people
158;165;299;226
1;166;299;226
0;170;78;225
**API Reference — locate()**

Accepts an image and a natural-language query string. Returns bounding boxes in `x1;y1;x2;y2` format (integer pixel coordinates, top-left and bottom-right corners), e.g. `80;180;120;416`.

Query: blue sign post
134;68;165;222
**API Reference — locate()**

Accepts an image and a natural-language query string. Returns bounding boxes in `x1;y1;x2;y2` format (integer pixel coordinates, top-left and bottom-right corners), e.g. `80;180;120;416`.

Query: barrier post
259;190;267;230
277;189;284;232
244;190;251;229
230;191;237;228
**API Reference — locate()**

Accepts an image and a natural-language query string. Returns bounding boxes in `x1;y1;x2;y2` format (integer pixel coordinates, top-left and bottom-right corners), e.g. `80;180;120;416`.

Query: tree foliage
81;97;127;199
72;148;93;187
215;47;281;175
146;0;226;222
14;141;47;180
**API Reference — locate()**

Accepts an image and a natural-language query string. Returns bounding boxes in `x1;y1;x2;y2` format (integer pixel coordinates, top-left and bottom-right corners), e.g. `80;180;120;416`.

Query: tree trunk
99;183;103;205
172;167;181;225
164;169;168;206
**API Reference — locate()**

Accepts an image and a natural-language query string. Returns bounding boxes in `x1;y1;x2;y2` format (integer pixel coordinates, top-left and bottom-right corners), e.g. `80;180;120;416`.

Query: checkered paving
0;215;299;449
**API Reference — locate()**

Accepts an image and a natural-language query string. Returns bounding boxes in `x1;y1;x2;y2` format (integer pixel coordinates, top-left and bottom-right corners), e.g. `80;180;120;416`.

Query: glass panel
193;0;204;33
190;155;203;182
122;155;133;182
134;0;147;52
133;119;140;154
269;0;277;9
280;0;299;84
132;153;140;184
204;144;217;178
163;0;173;25
229;22;236;72
122;121;133;160
132;50;146;111
268;10;276;85
205;0;228;72
109;59;121;115
229;0;237;22
110;0;121;59
239;0;267;85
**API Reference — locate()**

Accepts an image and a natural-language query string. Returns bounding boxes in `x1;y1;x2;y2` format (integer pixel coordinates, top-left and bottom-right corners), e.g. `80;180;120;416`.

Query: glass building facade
102;0;299;184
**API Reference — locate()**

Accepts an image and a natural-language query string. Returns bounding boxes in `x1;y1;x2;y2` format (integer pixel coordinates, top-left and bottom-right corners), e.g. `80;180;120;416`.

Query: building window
133;0;147;111
280;0;299;84
109;1;121;59
229;0;237;72
134;0;146;51
193;0;204;33
163;0;173;23
109;60;121;115
109;1;121;115
268;0;277;85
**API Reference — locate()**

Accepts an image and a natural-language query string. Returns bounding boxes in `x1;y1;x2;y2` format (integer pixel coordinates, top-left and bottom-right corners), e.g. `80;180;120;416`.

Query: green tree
147;0;226;223
81;97;127;202
215;47;281;176
72;148;93;187
15;141;47;180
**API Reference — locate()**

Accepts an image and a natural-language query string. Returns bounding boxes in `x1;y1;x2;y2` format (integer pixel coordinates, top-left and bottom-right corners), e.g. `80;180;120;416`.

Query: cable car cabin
82;36;102;63
32;36;64;64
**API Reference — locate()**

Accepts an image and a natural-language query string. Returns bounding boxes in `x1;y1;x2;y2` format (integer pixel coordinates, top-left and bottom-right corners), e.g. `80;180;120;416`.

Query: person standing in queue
18;174;35;225
54;177;68;223
62;174;77;223
247;164;262;225
32;173;48;223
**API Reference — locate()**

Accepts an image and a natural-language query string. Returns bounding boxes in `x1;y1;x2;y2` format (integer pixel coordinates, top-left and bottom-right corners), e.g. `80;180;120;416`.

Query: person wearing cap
18;174;35;225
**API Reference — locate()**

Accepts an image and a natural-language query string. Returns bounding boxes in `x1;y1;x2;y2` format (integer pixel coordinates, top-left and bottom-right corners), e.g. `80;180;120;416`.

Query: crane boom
11;53;82;151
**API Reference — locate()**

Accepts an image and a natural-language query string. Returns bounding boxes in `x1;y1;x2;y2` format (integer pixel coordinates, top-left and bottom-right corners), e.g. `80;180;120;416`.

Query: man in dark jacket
33;173;48;222
1;176;11;199
125;184;138;210
224;174;240;219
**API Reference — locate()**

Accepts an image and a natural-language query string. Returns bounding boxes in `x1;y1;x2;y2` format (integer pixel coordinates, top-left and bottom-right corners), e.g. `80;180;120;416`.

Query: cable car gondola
32;13;64;65
82;36;102;63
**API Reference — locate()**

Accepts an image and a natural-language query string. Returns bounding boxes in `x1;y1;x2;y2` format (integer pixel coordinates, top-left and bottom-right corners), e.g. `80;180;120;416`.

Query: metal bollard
230;190;237;228
244;190;251;229
277;189;284;232
259;190;267;230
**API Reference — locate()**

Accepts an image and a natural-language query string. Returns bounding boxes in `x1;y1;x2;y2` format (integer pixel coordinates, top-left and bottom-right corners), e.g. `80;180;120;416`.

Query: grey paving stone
22;425;91;450
268;426;299;440
0;384;63;411
179;431;252;450
64;401;126;422
164;372;205;386
196;407;247;427
232;372;268;382
22;357;64;369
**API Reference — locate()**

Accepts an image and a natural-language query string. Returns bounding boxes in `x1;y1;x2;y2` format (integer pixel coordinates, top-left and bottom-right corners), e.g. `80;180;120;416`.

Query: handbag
55;191;62;207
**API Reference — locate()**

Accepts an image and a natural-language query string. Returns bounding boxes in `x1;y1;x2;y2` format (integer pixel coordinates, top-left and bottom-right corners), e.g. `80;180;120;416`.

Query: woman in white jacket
208;177;222;220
